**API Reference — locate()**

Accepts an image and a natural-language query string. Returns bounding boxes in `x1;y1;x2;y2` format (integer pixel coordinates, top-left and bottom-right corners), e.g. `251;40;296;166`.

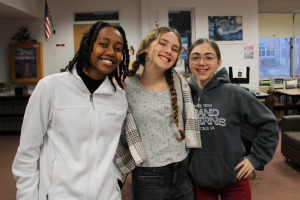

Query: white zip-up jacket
12;68;127;200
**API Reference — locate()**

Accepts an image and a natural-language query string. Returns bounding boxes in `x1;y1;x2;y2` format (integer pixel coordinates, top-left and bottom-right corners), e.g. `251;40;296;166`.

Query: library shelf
0;94;30;134
267;90;300;124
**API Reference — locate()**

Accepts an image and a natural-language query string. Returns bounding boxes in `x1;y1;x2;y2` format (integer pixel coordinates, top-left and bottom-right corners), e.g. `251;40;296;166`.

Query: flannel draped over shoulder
114;67;202;174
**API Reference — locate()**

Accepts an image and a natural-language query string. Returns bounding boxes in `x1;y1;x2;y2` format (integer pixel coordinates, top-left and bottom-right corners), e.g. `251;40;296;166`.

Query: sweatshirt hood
188;67;230;92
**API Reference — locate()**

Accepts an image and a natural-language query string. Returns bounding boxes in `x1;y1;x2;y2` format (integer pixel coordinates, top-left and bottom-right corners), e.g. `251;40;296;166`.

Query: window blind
294;13;300;37
259;13;294;38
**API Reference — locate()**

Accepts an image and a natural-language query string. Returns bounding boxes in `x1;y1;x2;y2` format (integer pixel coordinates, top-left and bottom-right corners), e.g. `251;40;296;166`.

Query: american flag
45;1;51;40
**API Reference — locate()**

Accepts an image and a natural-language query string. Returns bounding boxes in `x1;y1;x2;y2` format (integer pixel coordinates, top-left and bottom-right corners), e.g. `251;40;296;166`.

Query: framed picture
180;37;188;60
208;15;245;44
9;43;44;83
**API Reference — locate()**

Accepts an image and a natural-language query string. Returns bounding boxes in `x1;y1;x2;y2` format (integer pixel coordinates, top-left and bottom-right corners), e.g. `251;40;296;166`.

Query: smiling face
189;43;222;89
86;26;124;80
145;32;180;72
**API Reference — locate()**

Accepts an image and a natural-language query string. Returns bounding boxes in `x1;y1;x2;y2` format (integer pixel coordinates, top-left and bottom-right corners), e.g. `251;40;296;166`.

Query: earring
145;56;149;61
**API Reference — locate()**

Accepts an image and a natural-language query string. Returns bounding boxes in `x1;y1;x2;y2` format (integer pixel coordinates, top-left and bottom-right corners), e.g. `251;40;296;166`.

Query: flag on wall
45;1;51;40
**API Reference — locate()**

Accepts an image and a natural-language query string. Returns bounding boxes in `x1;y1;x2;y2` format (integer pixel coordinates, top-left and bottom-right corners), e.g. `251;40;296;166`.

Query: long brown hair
129;27;185;141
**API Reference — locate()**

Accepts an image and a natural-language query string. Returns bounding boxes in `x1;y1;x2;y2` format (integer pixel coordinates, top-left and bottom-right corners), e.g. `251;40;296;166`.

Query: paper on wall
232;66;247;78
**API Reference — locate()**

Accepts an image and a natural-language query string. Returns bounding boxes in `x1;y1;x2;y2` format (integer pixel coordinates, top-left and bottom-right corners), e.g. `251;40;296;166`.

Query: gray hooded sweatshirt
188;67;279;189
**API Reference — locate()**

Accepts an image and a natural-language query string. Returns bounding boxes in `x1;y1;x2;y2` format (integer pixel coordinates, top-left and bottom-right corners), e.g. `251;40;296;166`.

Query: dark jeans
132;156;194;200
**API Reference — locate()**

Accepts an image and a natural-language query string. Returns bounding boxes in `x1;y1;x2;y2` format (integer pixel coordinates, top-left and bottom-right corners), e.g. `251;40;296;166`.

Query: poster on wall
244;46;253;59
208;15;245;44
232;66;247;78
14;48;37;79
180;37;188;59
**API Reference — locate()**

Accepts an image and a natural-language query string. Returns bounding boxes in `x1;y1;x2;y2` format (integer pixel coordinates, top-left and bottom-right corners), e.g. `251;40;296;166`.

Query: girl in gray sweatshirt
187;38;279;200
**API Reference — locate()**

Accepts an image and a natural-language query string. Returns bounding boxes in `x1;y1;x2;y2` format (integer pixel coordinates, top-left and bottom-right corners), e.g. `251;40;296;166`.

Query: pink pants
195;177;251;200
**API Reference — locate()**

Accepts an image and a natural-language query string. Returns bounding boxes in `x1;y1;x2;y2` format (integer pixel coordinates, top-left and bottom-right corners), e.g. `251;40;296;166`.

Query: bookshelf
267;90;300;124
0;94;30;134
270;78;285;90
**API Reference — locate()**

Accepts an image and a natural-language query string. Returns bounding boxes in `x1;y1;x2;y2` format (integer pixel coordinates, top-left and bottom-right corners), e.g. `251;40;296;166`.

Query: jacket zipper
89;93;96;200
198;89;202;105
90;94;95;110
197;89;204;149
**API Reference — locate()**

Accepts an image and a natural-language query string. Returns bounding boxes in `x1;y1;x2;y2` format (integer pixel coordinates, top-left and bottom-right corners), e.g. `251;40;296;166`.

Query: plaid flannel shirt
114;67;202;173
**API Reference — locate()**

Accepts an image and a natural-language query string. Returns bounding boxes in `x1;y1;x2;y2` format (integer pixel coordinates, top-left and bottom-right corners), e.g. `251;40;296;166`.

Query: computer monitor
228;66;250;85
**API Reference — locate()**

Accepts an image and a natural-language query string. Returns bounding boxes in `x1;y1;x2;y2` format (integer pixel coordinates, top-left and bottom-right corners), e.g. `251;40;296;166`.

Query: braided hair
129;27;185;141
165;64;185;141
66;21;129;91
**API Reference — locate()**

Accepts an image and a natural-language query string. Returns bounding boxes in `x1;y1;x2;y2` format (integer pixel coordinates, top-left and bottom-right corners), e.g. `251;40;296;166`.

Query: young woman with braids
12;21;130;200
117;27;202;200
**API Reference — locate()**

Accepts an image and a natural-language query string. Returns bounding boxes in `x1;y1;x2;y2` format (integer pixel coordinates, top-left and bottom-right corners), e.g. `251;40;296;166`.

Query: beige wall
2;0;299;94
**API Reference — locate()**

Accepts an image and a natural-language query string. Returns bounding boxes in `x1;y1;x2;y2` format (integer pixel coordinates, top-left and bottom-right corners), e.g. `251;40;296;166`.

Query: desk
255;92;269;106
249;91;269;106
275;88;300;115
276;88;300;96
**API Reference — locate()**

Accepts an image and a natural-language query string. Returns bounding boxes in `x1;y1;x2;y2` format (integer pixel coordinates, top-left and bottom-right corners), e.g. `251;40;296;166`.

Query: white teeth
102;60;112;65
160;56;169;62
197;69;207;72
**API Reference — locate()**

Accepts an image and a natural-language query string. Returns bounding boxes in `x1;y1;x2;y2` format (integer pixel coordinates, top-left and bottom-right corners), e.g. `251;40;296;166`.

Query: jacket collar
69;67;114;95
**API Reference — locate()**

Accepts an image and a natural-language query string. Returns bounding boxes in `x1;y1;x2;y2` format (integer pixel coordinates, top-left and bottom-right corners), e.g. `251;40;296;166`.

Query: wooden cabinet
0;95;30;134
9;43;44;83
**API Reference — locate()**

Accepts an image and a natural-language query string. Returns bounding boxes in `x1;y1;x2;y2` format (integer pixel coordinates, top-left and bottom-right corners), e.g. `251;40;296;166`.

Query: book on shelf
259;78;270;85
286;96;293;105
274;110;278;120
274;110;284;121
285;79;297;89
284;109;299;116
270;78;286;90
275;79;285;84
0;117;23;131
286;110;293;116
273;95;295;106
0;100;27;115
0;86;11;96
273;94;286;106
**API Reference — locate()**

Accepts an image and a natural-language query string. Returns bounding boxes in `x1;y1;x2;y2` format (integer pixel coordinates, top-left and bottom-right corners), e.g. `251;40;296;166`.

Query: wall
0;0;141;94
142;0;259;90
258;0;300;13
0;0;259;94
0;0;40;18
